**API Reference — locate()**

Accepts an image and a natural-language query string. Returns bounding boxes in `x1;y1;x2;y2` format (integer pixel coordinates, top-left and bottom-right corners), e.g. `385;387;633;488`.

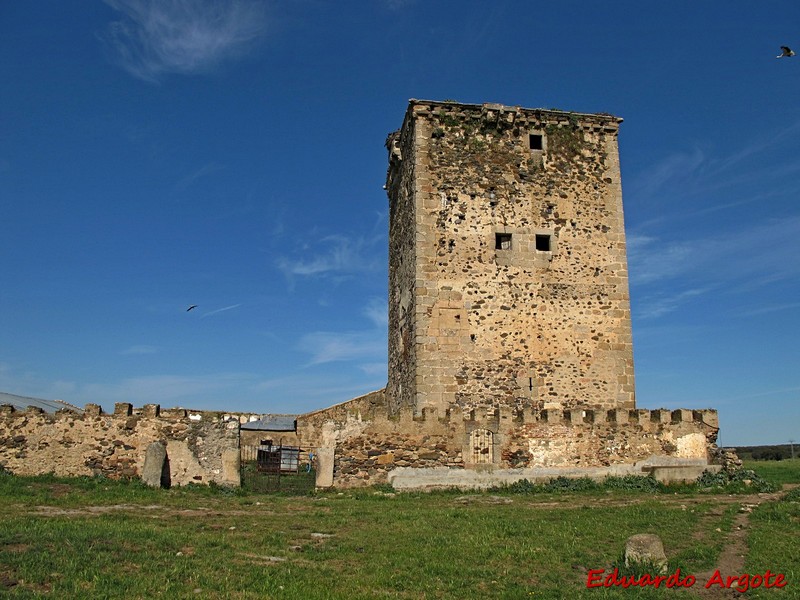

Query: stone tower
385;100;635;417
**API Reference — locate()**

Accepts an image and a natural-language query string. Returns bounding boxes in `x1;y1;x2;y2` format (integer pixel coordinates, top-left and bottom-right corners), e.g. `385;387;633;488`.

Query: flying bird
777;46;795;58
186;305;198;312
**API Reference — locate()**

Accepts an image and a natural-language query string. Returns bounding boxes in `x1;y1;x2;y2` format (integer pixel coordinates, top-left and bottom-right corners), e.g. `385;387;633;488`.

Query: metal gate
240;442;316;492
470;428;493;464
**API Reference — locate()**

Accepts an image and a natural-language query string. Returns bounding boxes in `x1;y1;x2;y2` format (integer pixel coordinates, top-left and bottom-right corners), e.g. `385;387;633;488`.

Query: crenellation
84;403;102;416
0;403;240;486
651;409;671;424
671;409;693;423
161;408;187;420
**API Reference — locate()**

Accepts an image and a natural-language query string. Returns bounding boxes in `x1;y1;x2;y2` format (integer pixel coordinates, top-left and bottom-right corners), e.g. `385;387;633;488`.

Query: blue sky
1;1;798;446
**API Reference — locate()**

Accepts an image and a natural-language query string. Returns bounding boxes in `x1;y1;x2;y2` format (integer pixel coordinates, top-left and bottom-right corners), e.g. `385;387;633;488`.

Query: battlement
2;402;262;426
404;99;623;131
0;402;241;486
392;404;718;430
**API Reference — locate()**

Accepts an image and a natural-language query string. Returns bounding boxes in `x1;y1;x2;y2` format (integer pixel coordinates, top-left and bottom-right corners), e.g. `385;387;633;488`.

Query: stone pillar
315;447;335;488
141;442;167;488
221;448;241;486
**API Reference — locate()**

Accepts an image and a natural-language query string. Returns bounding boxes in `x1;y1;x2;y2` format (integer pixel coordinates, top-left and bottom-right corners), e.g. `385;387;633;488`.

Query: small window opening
529;134;543;151
535;234;551;252
495;233;512;250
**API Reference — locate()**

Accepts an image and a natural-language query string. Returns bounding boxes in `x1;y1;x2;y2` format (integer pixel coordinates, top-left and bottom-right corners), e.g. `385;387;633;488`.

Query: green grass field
0;465;797;599
743;458;800;486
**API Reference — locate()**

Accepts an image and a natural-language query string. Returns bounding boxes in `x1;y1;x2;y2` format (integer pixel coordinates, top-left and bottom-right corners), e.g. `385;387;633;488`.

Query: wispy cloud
363;297;388;328
626;234;694;285
630;216;800;319
628;118;800;215
0;362;258;409
634;287;712;320
358;362;387;377
174;162;225;191
253;373;386;413
737;302;800;317
297;331;386;366
102;0;267;82
121;344;159;355
201;304;242;318
629;147;706;201
276;234;383;280
630;216;800;288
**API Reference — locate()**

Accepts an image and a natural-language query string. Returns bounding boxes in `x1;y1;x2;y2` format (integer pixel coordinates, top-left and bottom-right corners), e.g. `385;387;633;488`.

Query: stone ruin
0;100;722;489
0;403;241;487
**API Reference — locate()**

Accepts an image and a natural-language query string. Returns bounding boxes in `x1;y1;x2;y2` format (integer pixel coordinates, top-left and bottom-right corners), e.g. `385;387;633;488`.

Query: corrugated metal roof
240;414;297;431
0;391;83;414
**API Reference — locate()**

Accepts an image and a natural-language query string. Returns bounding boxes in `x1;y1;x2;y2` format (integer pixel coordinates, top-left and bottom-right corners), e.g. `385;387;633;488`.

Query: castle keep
385;100;634;417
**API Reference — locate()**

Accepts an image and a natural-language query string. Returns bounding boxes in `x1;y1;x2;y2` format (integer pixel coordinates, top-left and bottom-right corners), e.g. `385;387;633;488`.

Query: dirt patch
454;495;513;505
688;493;780;599
30;504;164;517
0;567;18;590
28;504;272;519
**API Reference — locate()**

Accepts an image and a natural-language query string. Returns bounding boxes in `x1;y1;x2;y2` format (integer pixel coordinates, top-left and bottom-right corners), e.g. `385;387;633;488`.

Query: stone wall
300;394;719;488
0;403;241;487
386;117;420;416
386;101;635;416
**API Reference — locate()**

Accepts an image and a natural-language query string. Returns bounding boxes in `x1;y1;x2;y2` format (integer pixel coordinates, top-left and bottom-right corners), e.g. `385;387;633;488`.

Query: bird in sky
777;46;795;58
186;305;198;312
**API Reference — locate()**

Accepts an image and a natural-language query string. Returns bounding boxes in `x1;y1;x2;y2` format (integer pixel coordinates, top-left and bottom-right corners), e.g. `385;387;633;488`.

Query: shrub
603;475;663;492
696;468;777;493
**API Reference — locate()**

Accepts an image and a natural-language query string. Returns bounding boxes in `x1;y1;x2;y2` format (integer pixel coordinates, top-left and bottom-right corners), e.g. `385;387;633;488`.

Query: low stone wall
297;392;719;488
0;403;241;487
389;462;722;490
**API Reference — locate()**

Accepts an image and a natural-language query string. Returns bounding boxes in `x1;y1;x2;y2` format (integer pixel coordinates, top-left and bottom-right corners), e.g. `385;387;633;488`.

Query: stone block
609;409;629;424
671;409;693;423
316;447;335;488
114;403;132;417
650;409;670;424
624;534;667;573
695;410;718;429
84;404;101;416
141;442;166;488
376;453;394;465
221;448;240;486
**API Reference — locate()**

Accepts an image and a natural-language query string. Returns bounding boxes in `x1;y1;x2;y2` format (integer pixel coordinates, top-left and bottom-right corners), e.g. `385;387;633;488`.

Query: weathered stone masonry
0;403;241;486
298;390;719;488
386;100;635;415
